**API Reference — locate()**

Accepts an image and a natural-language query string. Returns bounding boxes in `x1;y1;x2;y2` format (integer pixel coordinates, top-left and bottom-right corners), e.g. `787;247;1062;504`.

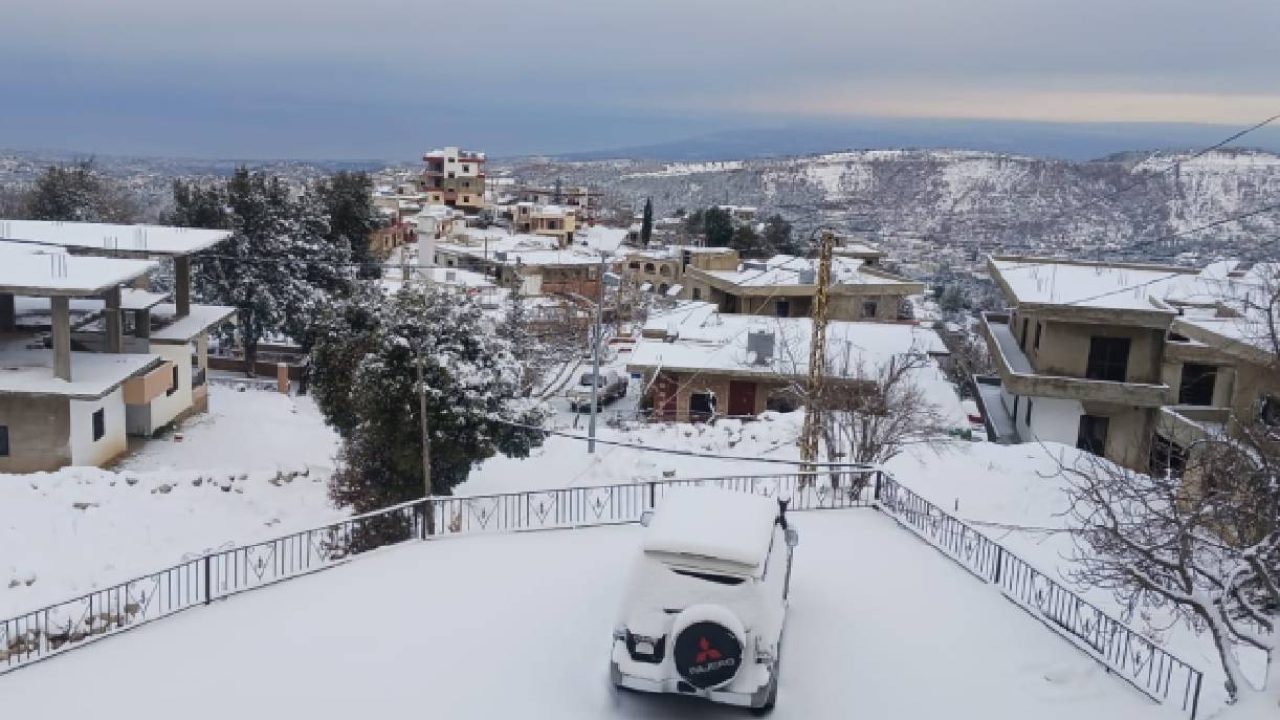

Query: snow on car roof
643;487;779;571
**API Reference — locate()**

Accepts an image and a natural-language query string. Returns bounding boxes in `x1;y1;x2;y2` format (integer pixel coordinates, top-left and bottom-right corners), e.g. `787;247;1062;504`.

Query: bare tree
1060;436;1278;706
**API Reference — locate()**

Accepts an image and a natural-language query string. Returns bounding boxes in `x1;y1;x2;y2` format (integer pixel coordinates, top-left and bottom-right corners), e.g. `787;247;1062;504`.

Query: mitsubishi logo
694;637;722;664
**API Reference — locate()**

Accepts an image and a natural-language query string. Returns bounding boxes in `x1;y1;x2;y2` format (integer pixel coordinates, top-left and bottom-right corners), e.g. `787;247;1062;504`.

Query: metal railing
873;473;1204;718
0;468;1203;720
0;472;871;676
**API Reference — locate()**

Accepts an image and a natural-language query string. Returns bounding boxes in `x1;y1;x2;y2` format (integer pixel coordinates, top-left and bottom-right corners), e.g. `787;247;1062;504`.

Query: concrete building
0;221;237;471
431;231;607;299
681;255;924;322
977;256;1279;473
627;302;960;423
515;185;604;223
511;203;577;247
420;147;486;212
622;246;740;296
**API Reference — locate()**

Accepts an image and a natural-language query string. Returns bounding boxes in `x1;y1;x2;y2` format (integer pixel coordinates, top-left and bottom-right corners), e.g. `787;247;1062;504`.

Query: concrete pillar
135;309;151;339
103;287;122;353
51;296;71;381
175;256;191;318
0;293;13;332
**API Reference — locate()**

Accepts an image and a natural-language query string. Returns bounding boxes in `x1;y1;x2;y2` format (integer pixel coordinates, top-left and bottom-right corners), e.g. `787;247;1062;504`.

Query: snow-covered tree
23;160;137;223
170;169;356;369
310;284;547;511
313;171;383;278
640;197;653;244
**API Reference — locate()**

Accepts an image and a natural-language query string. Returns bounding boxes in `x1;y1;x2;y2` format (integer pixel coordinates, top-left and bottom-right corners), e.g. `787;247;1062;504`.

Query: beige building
978;256;1279;473
681;254;923;322
511;203;577;247
0;221;237;472
622;246;741;295
420;147;486;212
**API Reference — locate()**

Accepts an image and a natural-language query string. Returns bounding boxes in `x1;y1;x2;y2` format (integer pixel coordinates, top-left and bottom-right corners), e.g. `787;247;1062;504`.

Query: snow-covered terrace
0;347;160;399
0;513;1167;720
701;254;904;289
988;257;1195;312
0;220;231;257
148;303;237;344
0;242;156;297
438;233;604;266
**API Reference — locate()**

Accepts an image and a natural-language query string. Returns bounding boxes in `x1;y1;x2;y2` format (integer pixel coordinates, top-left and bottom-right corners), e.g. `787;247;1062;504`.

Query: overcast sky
2;0;1277;159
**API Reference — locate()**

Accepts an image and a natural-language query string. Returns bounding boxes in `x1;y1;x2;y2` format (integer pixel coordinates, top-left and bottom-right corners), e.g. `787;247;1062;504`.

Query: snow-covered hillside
503;148;1280;260
1;512;1169;720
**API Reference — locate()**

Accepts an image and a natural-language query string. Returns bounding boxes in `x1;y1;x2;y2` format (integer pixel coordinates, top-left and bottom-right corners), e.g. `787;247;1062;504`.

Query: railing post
647;481;656;510
1189;670;1202;720
873;471;883;503
992;545;1003;585
203;555;212;605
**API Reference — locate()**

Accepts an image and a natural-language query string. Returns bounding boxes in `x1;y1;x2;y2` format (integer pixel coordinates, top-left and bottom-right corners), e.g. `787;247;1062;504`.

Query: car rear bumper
611;660;772;708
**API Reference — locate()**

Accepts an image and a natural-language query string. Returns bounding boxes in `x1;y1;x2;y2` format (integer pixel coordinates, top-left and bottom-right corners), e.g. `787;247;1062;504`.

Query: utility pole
416;353;435;534
588;253;605;453
800;231;834;476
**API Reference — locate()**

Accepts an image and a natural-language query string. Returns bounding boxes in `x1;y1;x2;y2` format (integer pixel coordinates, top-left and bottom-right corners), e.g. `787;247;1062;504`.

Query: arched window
644;263;656;273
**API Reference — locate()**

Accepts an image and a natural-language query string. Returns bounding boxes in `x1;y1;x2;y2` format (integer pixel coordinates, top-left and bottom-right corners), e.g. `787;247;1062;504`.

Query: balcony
979;312;1169;407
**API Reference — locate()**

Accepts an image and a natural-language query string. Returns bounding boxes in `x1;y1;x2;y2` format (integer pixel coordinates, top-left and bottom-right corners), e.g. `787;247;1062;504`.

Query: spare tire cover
671;604;746;690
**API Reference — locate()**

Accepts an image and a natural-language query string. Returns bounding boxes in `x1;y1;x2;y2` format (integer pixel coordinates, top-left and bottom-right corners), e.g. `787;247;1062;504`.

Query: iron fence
874;473;1204;718
0;472;872;675
1;468;1203;720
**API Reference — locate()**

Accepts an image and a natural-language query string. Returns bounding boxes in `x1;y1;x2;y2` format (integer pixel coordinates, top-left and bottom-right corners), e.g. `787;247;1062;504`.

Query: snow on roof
990;257;1193;311
642;487;779;571
149;304;237;343
0;242;156;297
437;234;602;266
0;219;231;257
576;226;628;254
702;254;903;288
11;289;169;328
630;302;947;380
424;267;495;288
0;348;160;399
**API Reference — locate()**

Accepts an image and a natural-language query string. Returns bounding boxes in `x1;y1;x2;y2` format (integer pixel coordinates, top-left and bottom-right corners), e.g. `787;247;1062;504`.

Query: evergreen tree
311;284;547;510
314;171;383;279
703;206;734;247
729;224;772;258
763;214;799;255
640;197;653;244
170;169;354;370
23;160;137;223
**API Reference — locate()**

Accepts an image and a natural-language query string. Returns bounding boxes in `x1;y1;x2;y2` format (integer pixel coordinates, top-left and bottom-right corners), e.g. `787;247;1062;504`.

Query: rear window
670;568;745;585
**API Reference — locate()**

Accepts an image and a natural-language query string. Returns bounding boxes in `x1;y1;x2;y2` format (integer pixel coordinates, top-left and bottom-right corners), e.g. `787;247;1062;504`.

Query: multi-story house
515;186;604;223
510;203;576;247
977;256;1279;473
420;147;486;212
681;254;923;322
622;246;741;296
0;221;237;471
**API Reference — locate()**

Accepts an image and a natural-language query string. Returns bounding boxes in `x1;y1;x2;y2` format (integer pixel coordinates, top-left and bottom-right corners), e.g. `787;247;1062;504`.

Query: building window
167;364;180;397
1149;435;1187;478
644;263;655;273
0;425;8;457
863;301;878;318
1085;336;1130;382
1076;414;1109;456
92;408;105;442
689;392;716;422
1020;317;1029;349
776;299;790;317
1178;363;1216;406
1261;395;1280;427
1025;398;1033;428
628;262;640;270
1033;322;1042;351
692;287;702;301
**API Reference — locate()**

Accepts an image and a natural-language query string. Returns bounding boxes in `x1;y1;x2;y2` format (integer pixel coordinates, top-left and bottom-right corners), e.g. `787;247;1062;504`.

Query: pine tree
703;206;734;247
640;197;654;244
762;214;797;255
311;284;547;510
24;160;137;223
314;171;383;279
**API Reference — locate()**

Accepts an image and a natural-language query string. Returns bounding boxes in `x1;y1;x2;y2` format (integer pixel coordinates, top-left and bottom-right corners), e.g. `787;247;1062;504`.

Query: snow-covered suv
611;487;799;712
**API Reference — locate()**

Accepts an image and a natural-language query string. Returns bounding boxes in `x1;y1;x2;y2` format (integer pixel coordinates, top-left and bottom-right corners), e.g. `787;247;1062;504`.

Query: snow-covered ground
1;511;1168;720
1;385;341;617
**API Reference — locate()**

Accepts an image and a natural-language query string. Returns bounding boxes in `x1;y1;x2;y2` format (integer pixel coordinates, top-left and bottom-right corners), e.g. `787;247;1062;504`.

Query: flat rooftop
989;257;1195;311
0;243;156;297
700;255;906;288
0;347;160;399
0;513;1167;719
0;219;231;257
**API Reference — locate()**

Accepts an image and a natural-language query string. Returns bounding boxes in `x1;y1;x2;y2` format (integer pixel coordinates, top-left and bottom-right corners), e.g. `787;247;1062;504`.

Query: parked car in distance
569;370;627;412
611;487;798;712
961;399;988;442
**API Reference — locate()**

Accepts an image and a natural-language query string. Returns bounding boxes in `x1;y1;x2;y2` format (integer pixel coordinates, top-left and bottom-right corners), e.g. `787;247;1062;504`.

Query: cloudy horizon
3;0;1277;160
